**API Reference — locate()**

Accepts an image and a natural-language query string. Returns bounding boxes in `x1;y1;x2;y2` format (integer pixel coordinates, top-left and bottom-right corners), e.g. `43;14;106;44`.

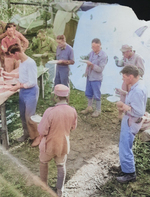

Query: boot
56;164;66;197
91;110;100;117
81;106;93;114
17;129;29;142
31;135;42;147
40;162;48;184
116;172;136;183
57;189;63;197
91;100;101;117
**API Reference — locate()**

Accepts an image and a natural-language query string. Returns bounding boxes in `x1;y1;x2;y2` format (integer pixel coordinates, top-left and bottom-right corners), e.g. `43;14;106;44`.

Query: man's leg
55;155;67;197
59;67;69;87
81;78;93;114
91;81;101;117
18;91;29;142
18;86;39;142
25;86;39;140
54;67;61;86
117;116;136;183
40;162;48;184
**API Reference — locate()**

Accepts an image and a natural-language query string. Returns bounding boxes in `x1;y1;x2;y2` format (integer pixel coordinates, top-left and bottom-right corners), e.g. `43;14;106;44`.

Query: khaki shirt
38;103;77;157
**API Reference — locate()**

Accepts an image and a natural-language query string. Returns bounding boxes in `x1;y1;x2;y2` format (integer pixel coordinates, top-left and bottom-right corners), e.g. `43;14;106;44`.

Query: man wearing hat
38;84;77;197
114;44;145;118
114;44;145;77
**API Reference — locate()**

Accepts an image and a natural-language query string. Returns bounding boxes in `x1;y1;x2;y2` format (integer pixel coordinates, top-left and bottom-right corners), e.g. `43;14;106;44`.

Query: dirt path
63;111;121;197
1;97;121;197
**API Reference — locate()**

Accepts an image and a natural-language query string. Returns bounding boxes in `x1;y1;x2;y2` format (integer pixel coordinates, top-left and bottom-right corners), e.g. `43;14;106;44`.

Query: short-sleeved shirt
1;36;21;51
56;44;74;69
19;57;37;88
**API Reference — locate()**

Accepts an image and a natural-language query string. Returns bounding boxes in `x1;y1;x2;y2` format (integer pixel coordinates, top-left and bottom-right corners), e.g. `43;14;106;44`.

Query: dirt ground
1;94;122;197
63;104;121;197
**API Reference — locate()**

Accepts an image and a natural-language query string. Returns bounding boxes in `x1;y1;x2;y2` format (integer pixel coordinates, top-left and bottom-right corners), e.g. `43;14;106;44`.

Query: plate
47;60;59;64
32;54;43;57
31;114;42;123
107;95;120;103
3;76;13;80
79;60;89;63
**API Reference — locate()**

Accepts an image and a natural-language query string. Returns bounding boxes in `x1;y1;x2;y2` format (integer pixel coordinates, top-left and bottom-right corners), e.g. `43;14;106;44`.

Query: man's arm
136;55;145;77
91;55;108;73
0;31;7;40
16;31;29;51
71;110;77;130
38;108;52;136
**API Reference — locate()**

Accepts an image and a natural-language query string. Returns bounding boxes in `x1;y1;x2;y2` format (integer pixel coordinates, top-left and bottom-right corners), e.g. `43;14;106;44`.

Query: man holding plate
54;35;74;87
81;38;108;117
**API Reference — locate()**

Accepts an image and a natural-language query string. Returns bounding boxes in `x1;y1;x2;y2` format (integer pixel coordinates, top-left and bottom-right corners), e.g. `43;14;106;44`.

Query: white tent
70;4;150;97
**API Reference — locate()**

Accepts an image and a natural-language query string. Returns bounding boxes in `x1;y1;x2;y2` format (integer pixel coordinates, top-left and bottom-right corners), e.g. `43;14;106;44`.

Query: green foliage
41;8;51;21
0;153;52;197
99;137;150;197
134;137;150;174
146;98;150;113
69;85;87;112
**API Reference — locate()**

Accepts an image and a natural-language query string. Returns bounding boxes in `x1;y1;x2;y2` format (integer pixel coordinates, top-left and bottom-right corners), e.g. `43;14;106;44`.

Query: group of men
55;37;147;185
0;23;148;196
0;25;77;197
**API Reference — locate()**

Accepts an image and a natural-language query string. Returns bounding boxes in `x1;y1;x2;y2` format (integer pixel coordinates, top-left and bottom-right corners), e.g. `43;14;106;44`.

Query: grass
2;80;150;197
98;134;150;197
0;148;53;197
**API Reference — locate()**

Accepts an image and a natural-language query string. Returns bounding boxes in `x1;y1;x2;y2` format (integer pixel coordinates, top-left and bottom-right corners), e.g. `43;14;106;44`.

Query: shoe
31;136;42;147
17;134;29;142
91;110;100;117
57;189;63;197
116;173;136;183
80;106;93;114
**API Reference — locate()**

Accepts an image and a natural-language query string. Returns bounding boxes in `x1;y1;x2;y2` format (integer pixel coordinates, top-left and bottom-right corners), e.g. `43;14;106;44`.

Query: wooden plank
0;103;9;149
10;1;50;6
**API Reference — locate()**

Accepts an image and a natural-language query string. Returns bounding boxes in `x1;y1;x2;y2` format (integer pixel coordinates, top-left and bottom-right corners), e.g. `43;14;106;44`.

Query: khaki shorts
40;152;67;166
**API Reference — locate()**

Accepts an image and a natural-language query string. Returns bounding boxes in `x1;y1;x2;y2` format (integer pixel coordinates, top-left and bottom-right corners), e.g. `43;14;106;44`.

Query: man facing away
38;84;77;197
116;65;147;183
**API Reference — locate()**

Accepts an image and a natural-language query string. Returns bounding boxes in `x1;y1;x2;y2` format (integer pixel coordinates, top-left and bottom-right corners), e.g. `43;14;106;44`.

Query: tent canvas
70;4;150;97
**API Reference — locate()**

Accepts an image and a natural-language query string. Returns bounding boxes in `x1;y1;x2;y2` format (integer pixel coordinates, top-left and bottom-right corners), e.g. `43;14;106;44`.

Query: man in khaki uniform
38;84;77;197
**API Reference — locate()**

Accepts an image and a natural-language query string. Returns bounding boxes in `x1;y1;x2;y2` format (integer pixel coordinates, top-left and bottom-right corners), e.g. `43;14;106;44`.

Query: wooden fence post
0;103;9;149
